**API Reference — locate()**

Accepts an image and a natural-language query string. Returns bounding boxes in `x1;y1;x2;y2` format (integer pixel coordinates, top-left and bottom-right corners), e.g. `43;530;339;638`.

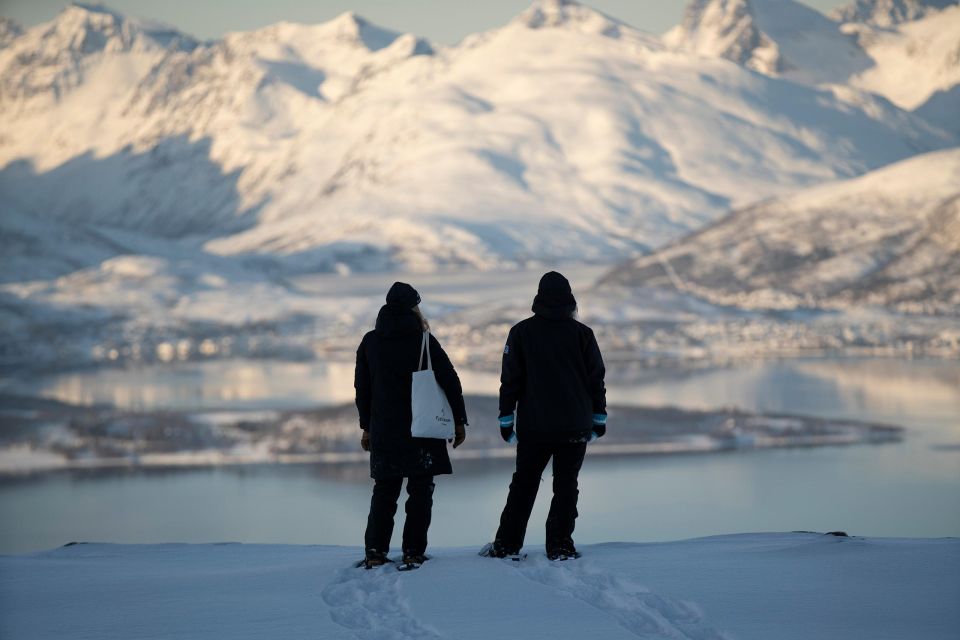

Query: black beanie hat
532;271;576;314
386;281;421;308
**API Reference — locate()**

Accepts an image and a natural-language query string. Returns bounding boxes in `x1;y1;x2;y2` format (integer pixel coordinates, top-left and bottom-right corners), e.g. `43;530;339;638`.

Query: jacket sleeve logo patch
503;344;510;355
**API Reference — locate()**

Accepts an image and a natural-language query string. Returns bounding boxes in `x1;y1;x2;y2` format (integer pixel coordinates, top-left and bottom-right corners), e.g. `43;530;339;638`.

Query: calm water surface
1;358;958;554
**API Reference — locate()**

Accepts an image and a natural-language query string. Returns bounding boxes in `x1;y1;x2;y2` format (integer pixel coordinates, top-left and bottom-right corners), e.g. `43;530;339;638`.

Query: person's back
500;313;605;443
483;271;607;561
358;302;462;458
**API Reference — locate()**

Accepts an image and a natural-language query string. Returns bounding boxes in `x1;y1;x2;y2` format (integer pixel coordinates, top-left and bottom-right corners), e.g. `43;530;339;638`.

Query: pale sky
1;0;848;43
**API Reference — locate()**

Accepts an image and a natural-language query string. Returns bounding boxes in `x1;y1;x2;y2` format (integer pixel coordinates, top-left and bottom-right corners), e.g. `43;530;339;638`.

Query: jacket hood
375;303;423;337
385;281;421;308
532;271;577;320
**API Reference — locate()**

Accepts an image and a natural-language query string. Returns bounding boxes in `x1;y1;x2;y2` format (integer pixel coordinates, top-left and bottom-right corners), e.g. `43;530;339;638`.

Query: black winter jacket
355;303;468;479
499;307;606;443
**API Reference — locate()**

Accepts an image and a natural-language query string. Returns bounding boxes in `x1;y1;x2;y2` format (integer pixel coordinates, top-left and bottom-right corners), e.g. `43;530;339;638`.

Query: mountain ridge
600;148;960;315
666;0;960;116
1;0;952;275
831;0;958;26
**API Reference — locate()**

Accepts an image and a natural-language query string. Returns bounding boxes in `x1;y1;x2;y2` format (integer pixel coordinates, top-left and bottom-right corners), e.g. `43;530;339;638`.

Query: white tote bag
411;331;455;439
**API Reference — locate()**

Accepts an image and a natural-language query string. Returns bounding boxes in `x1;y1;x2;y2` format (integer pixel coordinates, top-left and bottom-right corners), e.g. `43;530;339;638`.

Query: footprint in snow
517;555;732;640
321;564;443;640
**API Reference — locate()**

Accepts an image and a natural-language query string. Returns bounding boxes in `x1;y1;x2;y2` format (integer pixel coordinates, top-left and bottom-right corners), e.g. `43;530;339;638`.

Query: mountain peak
514;0;626;37
66;2;125;20
321;10;401;51
0;2;196;105
664;0;782;74
0;17;24;49
41;2;196;54
831;0;958;26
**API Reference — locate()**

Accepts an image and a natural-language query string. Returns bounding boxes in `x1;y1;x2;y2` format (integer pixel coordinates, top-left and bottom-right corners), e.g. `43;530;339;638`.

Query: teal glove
499;414;516;443
590;414;607;441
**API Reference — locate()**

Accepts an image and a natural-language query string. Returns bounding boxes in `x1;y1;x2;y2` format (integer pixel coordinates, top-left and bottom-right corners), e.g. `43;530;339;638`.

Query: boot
479;540;523;559
401;552;429;566
546;540;581;561
356;548;392;570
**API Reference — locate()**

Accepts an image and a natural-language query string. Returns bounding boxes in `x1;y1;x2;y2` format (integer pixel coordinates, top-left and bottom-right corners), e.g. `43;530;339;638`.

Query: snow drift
1;533;958;640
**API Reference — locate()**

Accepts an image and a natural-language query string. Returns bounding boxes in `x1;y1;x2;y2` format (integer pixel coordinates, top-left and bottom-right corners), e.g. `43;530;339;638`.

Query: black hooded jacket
499;272;606;442
355;302;468;479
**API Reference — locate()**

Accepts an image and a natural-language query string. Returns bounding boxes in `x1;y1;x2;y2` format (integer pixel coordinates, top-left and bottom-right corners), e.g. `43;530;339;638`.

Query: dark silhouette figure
354;282;467;568
483;271;606;560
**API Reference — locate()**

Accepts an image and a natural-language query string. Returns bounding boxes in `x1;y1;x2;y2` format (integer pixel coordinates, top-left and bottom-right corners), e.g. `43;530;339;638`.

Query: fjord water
1;357;958;554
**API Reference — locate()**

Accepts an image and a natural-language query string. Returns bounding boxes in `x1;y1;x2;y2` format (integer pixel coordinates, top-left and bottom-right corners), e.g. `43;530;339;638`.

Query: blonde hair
413;305;430;331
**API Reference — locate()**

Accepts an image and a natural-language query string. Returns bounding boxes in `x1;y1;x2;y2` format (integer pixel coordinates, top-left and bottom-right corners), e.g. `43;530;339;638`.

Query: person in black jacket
355;282;467;569
481;271;606;561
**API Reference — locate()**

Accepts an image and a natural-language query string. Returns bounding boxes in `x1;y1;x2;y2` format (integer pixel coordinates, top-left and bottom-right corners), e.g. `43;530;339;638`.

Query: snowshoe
397;553;430;572
479;542;526;562
546;544;581;561
355;549;393;570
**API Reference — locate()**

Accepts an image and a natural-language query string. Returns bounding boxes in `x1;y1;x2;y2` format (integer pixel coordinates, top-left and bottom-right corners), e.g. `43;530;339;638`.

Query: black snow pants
494;440;587;551
364;475;435;555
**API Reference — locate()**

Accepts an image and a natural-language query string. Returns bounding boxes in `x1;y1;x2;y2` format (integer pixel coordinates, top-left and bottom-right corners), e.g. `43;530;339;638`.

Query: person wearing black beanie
354;282;468;569
481;271;607;561
385;281;421;309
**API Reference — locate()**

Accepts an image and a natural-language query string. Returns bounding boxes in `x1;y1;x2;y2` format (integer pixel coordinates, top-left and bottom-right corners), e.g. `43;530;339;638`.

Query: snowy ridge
663;0;783;74
0;17;23;49
513;0;628;35
831;0;958;26
845;2;960;128
0;1;953;275
666;0;960;114
665;0;877;85
0;3;196;109
601;148;960;314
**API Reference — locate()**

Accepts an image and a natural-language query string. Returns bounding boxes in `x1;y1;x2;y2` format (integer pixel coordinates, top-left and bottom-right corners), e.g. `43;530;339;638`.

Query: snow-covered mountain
665;0;960;125
0;4;197;106
601;148;960;314
1;0;957;371
0;0;952;276
831;0;957;26
0;17;23;49
663;0;849;80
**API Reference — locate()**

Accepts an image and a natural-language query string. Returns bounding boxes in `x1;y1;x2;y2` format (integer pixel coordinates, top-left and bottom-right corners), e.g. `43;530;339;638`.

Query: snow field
1;533;958;640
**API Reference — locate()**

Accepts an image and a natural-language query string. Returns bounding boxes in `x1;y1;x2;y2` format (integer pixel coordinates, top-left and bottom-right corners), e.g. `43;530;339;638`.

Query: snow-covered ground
1;533;958;639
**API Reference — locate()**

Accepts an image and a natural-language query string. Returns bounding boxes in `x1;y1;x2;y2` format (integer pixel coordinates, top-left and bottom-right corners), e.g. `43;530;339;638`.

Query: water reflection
3;360;358;411
607;358;960;430
793;359;960;423
11;357;958;421
0;357;957;553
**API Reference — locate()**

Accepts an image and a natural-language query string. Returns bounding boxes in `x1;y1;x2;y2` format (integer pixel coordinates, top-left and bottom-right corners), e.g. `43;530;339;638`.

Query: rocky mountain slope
831;0;957;25
601;148;960;314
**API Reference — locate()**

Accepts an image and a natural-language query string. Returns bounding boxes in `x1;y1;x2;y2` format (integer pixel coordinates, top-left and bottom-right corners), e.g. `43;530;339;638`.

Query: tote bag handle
417;330;433;371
